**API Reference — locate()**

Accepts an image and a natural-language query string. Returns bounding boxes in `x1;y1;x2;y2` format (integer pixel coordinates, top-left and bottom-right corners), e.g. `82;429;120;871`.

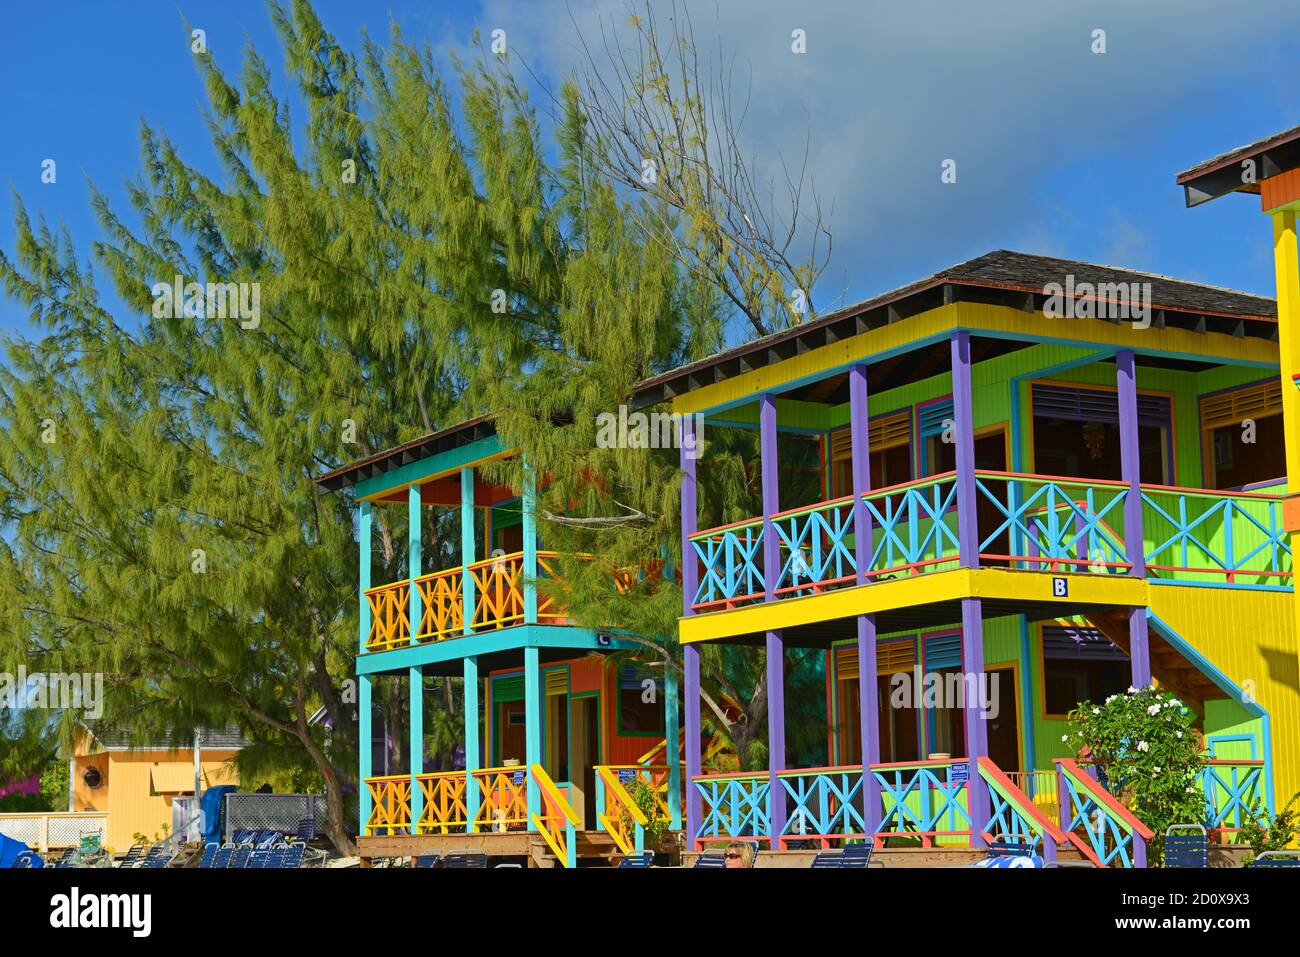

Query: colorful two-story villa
322;129;1300;867
315;422;688;866
660;247;1294;867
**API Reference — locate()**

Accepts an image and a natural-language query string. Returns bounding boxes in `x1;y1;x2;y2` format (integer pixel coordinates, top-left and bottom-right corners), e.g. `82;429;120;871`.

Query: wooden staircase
1089;610;1223;715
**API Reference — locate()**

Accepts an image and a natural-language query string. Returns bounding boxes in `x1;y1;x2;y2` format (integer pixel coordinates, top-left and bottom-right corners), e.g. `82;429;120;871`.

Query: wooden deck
357;829;680;867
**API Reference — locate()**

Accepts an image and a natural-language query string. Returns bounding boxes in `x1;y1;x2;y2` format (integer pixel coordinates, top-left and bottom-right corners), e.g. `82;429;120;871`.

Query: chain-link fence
223;793;328;842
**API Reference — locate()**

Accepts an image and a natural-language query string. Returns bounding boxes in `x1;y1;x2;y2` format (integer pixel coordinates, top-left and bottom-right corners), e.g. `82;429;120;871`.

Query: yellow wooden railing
365;552;575;649
414;771;469;834
364;581;411;651
365;775;413;835
595;766;651;855
414;567;464;641
531;764;579;867
472;766;530;831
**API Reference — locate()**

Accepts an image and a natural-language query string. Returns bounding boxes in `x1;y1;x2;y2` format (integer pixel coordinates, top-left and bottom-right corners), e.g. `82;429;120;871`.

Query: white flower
1152;767;1161;774
1128;686;1138;694
1061;735;1069;742
1105;695;1117;705
1092;708;1100;715
1137;740;1150;752
1175;731;1183;738
1147;704;1161;716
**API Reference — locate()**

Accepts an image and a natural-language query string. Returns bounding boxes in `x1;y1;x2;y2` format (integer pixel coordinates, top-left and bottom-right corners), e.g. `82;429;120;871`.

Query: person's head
723;841;754;869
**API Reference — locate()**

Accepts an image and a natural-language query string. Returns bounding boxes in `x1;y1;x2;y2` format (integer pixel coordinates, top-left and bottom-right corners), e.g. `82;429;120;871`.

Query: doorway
985;667;1020;773
569;695;600;829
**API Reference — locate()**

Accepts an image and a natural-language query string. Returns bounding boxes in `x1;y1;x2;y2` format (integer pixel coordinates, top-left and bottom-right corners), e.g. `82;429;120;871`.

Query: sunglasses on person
725;852;743;859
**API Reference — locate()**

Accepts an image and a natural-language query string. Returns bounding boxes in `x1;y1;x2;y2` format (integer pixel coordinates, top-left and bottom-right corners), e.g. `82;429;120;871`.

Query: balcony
364;551;580;651
687;471;1292;611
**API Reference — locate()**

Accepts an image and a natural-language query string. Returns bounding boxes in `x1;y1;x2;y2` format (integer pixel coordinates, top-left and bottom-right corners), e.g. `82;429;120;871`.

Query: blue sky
2;0;1299;338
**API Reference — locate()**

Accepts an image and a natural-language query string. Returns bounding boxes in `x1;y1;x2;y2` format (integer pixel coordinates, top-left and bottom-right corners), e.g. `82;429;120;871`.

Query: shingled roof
316;249;1277;489
1176;124;1300;207
631;249;1276;407
80;722;249;751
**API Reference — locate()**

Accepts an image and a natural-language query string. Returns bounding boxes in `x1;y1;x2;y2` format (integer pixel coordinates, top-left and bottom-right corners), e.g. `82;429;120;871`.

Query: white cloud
478;0;1300;305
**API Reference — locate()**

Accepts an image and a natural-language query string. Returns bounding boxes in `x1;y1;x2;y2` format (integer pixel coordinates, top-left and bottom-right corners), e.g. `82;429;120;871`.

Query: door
498;701;526;764
569;696;599;829
985;667;1020;773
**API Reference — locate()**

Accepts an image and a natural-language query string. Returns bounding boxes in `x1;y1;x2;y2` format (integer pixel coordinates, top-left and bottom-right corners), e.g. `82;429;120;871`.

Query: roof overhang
1176;124;1300;208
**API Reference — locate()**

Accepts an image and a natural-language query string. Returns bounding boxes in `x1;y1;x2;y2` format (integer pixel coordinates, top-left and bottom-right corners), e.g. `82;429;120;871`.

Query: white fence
0;812;109;852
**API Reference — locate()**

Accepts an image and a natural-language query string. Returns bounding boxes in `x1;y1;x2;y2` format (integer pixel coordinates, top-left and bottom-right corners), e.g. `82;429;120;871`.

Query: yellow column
1271;209;1300;491
1270;210;1300;787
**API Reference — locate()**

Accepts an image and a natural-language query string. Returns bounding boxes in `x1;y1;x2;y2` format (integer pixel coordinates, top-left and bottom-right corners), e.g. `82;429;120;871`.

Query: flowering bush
1063;685;1207;865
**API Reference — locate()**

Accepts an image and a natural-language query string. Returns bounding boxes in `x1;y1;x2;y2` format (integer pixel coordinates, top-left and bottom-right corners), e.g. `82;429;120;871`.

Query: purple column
951;333;988;844
960;597;991;847
1116;349;1152;690
680;420;703;846
849;364;882;832
951;331;980;568
1116;349;1146;578
760;393;787;844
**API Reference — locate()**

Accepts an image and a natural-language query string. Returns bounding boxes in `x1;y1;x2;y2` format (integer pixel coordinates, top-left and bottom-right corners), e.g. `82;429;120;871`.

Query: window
1042;625;1129;716
618;666;665;735
1201;381;1286;490
1031;384;1171;484
829;411;912;497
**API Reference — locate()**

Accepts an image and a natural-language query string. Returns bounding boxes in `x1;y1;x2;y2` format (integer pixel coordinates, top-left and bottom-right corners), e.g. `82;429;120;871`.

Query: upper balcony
363;550;637;651
687;470;1291;613
661;251;1295;637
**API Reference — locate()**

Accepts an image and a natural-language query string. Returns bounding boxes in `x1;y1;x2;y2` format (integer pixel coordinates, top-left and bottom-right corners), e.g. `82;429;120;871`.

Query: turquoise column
461;466;476;633
462;467;479;830
409;483;422;643
409;666;423;834
464;655;480;831
524;646;542;825
358;674;372;835
408;483;423;832
357;500;372;834
664;665;682;829
522;462;538;623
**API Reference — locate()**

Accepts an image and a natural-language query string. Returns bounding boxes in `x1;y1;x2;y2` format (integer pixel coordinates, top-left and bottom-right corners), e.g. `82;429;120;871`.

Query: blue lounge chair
198;843;220;868
1252;851;1300;868
972;835;1043;868
415;854;441;868
13;851;41;868
248;847;274;868
296;818;316;843
618;851;655;868
810;842;873;868
211;845;234;868
281;844;306;869
139;844;172;869
443;851;488;868
230;845;254;868
693;851;727;868
117;844;145;868
1163;824;1208;869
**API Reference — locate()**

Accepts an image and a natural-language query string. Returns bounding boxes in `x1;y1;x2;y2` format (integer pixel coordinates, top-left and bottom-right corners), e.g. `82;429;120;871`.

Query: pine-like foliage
0;1;649;853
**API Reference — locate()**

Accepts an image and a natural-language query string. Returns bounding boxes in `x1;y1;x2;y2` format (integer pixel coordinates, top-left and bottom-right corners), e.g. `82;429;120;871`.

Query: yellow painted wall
70;748;240;851
1147;586;1300;807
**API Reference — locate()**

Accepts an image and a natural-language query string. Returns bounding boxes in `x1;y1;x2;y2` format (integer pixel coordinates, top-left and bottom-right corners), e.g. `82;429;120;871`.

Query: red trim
1056;758;1154;841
